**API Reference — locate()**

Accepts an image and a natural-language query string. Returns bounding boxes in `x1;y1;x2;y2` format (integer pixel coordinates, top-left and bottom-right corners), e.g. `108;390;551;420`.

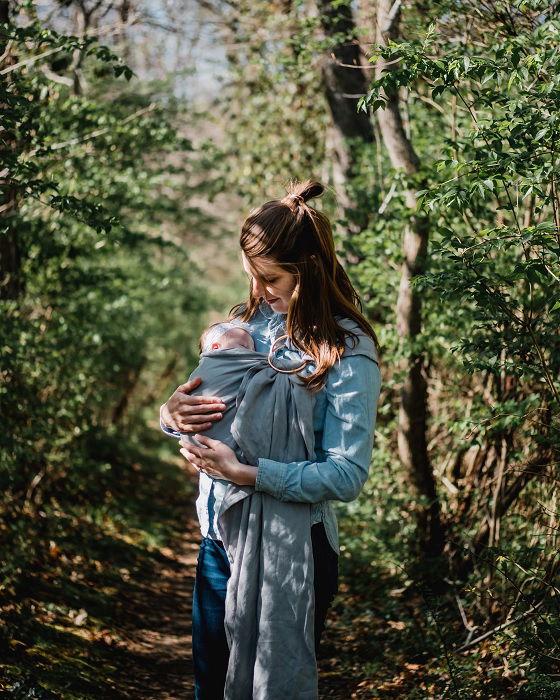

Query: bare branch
0;46;65;76
26;103;158;157
456;599;545;652
382;0;401;35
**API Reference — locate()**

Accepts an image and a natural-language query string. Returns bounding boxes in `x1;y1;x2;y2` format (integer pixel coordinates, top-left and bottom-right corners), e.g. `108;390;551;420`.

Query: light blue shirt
161;302;381;554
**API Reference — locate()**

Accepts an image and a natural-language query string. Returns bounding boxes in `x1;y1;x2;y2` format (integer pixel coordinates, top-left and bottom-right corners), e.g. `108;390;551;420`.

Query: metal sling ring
267;334;308;374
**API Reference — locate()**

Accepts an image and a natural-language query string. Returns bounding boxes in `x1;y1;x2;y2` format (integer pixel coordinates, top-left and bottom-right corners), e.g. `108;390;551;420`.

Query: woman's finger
177;376;202;393
161;403;181;432
180;441;203;459
194;434;221;448
180;446;204;468
179;412;223;423
181;397;227;410
180;451;197;468
180;422;213;433
180;452;201;473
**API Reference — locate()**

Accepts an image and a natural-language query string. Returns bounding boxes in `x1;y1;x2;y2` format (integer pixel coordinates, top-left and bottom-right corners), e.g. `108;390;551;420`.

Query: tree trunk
111;360;146;425
454;449;553;579
316;0;375;240
375;0;444;558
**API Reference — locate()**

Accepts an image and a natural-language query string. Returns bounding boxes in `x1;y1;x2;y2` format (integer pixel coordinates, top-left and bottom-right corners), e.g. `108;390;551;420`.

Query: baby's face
212;328;255;351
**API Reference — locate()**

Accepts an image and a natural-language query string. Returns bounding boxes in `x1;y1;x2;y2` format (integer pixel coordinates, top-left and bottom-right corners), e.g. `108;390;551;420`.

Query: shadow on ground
0;428;200;700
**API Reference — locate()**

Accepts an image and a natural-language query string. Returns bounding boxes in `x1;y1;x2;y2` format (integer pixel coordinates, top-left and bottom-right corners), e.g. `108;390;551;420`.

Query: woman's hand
179;434;257;487
160;376;226;433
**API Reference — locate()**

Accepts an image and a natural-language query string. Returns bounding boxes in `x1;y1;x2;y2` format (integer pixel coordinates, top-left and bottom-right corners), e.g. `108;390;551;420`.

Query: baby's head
199;321;255;353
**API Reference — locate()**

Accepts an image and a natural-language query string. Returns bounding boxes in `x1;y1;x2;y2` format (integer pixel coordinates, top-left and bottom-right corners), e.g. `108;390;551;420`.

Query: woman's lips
266;297;279;303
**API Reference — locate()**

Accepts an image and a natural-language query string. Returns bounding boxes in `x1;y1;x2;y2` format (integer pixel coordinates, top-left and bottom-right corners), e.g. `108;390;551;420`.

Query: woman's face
241;252;297;314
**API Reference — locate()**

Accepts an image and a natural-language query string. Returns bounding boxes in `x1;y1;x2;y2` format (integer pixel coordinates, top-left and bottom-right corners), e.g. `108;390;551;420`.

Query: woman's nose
252;277;265;297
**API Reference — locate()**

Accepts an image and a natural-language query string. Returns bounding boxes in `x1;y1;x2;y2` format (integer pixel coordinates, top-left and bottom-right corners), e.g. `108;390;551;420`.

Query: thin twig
382;0;402;35
25;103;157;157
527;324;560;405
0;46;65;75
378;182;397;214
456;599;545;652
0;39;15;64
330;55;403;69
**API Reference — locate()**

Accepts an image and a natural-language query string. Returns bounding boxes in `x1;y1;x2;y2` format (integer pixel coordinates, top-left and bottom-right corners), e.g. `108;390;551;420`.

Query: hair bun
286;193;305;204
285;179;324;205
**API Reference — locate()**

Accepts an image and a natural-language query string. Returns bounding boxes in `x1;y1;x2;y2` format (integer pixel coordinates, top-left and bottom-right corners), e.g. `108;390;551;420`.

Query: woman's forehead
241;252;282;276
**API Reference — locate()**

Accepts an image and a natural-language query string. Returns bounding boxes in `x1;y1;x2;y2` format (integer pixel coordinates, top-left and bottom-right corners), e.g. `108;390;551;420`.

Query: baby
170;320;257;466
162;318;313;541
199;321;255;353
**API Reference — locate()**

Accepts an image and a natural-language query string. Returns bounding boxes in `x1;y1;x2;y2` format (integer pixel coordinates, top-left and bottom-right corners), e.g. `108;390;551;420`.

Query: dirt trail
112;515;200;700
109;511;349;700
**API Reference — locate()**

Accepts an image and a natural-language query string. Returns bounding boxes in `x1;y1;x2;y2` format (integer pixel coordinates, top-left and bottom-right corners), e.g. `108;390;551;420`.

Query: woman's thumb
178;376;202;393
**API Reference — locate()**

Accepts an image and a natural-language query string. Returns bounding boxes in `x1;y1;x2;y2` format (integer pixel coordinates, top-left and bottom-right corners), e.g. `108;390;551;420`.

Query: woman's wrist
231;460;258;487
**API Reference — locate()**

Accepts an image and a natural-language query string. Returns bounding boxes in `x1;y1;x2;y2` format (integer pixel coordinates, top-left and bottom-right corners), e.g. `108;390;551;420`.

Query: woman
160;180;381;699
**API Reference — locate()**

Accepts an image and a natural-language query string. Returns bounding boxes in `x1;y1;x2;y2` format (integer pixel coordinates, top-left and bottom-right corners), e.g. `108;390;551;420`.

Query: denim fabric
161;302;381;555
192;537;231;700
192;522;338;700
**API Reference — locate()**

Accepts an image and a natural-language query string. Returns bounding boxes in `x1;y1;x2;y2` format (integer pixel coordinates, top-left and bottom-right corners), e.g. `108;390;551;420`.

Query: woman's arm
254;354;381;503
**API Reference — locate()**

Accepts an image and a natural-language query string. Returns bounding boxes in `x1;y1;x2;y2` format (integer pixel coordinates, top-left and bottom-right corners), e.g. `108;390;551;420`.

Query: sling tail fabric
218;490;316;700
217;349;318;700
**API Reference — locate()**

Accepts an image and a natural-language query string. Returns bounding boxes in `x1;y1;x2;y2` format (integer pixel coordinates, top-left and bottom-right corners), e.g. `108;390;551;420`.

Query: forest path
1;448;374;700
108;500;356;700
112;513;200;700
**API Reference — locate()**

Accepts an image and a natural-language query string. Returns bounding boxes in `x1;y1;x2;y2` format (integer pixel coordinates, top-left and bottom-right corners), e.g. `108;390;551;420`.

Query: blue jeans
192;522;339;700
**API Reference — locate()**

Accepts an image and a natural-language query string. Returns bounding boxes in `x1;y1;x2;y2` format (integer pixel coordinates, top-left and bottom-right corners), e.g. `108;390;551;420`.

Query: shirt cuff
160;416;181;438
255;457;289;500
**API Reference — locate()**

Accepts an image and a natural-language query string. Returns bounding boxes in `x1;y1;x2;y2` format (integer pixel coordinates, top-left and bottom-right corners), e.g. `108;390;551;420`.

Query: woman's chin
268;301;287;313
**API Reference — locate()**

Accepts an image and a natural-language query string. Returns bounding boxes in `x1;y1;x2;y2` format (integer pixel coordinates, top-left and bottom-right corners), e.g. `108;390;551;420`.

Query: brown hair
229;179;380;392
